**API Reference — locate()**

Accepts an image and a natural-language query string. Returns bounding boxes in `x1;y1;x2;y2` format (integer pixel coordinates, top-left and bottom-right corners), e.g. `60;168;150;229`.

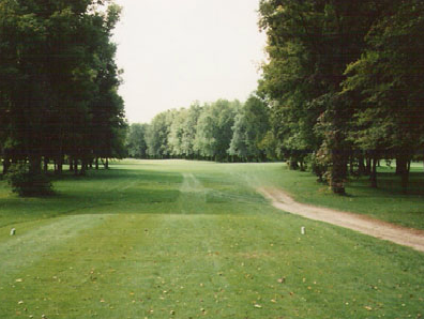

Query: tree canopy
0;0;126;185
257;0;424;193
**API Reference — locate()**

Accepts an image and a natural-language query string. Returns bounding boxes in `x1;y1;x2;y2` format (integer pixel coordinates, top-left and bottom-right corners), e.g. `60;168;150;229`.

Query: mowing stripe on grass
0;214;111;276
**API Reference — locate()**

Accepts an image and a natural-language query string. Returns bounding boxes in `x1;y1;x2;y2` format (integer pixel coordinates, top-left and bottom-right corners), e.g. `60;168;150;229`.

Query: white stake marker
10;228;16;236
301;227;305;235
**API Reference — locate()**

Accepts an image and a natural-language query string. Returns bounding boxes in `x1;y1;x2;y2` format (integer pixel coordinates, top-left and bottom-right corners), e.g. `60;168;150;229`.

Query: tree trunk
43;157;49;174
289;157;298;170
370;156;378;188
55;156;63;175
331;148;347;195
300;160;305;172
395;155;406;175
74;159;79;176
28;155;42;175
3;157;11;175
330;124;348;195
95;157;99;170
358;152;366;175
69;158;74;171
396;154;410;193
349;154;354;175
80;158;87;176
365;156;371;175
105;158;109;169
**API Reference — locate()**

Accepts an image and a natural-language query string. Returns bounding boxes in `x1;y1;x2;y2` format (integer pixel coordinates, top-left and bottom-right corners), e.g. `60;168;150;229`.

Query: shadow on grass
347;171;424;197
49;167;183;183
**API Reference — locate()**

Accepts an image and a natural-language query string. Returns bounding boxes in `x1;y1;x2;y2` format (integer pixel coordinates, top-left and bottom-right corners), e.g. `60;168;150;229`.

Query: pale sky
112;0;267;124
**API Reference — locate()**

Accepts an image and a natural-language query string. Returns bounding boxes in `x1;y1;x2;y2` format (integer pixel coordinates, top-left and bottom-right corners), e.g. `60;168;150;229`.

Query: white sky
112;0;267;123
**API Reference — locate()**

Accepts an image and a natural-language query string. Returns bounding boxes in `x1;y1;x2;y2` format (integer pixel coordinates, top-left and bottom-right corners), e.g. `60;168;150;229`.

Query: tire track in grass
179;173;232;311
178;173;208;214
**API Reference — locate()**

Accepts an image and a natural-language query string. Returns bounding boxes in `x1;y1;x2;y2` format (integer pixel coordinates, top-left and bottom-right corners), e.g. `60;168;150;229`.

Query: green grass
223;161;424;230
0;159;423;319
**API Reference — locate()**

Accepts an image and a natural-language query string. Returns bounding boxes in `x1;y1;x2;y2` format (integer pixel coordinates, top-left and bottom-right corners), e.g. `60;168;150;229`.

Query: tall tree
146;112;172;158
229;95;270;161
168;109;187;156
126;123;149;159
195;100;240;161
258;0;380;194
343;0;424;191
0;0;126;186
181;103;202;158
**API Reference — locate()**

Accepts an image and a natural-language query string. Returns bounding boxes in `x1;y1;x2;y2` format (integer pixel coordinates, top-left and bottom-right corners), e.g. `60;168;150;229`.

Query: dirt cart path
259;187;424;253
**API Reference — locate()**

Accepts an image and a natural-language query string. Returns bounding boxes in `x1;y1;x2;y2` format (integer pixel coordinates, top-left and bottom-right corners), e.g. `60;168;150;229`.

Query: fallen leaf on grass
254;304;262;308
364;306;372;311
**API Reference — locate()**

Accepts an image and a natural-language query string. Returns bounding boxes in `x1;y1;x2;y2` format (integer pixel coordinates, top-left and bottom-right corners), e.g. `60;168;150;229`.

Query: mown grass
223;161;424;230
0;159;423;319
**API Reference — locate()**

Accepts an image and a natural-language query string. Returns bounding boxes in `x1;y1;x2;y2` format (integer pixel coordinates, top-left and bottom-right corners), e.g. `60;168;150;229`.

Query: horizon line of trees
126;96;271;163
0;0;127;181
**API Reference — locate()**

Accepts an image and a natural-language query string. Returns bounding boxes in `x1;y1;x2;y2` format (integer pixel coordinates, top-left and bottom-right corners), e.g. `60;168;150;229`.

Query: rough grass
0;159;423;319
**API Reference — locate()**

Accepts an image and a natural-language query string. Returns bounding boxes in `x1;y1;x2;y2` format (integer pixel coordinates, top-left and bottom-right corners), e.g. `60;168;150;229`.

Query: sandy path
259;187;424;253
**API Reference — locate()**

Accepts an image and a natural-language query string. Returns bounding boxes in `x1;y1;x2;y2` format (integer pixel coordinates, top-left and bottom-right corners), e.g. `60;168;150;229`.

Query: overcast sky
112;0;267;124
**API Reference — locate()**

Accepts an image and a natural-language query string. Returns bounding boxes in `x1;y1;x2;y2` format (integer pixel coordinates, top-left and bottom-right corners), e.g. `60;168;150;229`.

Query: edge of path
258;187;424;253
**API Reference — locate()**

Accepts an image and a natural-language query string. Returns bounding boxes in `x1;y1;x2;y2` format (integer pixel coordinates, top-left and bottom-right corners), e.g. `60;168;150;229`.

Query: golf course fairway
0;160;423;319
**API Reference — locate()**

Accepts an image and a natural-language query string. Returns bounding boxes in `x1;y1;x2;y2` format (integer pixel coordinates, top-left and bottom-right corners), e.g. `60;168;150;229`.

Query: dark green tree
343;0;424;191
258;0;380;194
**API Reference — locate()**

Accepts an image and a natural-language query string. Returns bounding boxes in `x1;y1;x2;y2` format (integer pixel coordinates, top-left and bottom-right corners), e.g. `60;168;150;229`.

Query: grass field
0;159;423;319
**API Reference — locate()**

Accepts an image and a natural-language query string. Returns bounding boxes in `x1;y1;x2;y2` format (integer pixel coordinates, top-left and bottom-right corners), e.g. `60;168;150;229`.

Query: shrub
6;163;53;197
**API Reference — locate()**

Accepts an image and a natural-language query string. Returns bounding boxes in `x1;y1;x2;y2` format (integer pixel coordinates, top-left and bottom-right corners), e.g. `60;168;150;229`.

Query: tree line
0;0;126;182
257;0;424;193
126;96;270;162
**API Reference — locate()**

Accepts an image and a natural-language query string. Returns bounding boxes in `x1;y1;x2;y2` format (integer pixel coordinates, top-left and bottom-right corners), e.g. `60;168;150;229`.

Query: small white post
10;228;16;236
301;226;305;235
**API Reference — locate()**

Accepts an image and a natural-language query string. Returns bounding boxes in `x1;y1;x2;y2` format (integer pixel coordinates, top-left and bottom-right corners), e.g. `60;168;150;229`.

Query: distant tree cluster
0;0;126;183
258;0;424;193
126;97;271;162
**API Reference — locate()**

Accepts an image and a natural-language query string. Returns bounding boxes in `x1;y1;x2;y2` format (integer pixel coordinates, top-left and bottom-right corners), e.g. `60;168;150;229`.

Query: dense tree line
257;0;424;193
126;96;270;162
0;0;126;183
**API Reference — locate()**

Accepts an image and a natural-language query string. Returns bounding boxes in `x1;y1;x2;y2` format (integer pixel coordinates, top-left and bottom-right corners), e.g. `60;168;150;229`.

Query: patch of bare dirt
259;187;424;253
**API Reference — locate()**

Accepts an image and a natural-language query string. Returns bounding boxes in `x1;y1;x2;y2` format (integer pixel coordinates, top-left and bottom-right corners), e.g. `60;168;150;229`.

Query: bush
6;163;53;197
